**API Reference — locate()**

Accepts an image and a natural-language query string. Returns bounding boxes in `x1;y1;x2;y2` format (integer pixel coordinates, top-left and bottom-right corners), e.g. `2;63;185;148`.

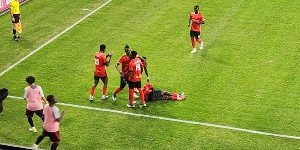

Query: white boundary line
0;0;113;77
7;95;300;140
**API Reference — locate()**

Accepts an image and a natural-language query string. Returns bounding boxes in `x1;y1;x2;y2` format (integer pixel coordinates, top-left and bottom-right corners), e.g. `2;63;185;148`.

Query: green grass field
1;0;300;149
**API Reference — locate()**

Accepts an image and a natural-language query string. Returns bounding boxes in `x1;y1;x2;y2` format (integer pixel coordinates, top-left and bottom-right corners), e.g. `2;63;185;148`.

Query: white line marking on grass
82;9;93;11
0;0;113;77
7;95;300;140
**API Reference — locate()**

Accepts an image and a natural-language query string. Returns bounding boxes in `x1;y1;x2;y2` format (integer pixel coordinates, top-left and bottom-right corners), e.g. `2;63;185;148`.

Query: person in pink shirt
32;95;65;150
23;76;47;132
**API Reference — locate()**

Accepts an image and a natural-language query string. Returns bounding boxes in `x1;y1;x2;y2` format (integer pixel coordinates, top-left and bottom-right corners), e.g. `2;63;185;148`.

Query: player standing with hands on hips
188;5;205;53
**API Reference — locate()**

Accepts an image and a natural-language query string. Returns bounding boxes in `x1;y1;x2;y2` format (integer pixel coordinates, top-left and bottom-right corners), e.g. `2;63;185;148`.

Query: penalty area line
0;0;113;77
7;95;300;140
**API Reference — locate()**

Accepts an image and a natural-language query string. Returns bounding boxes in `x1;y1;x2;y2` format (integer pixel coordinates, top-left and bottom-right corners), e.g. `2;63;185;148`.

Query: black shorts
148;90;162;101
120;76;127;89
128;80;141;89
94;75;107;80
0;102;3;113
12;14;20;23
41;129;60;143
25;109;43;118
190;30;201;39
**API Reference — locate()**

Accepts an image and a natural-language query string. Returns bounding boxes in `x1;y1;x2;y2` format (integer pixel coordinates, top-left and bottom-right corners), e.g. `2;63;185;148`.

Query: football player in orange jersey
188;5;205;53
142;83;185;101
125;51;148;108
89;44;113;101
112;45;131;101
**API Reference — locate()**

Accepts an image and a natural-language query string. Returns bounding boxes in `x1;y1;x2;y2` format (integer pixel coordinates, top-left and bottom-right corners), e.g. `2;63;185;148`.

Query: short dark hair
142;56;146;60
47;95;54;103
124;45;130;49
194;5;199;9
100;44;106;51
130;51;137;57
26;76;35;84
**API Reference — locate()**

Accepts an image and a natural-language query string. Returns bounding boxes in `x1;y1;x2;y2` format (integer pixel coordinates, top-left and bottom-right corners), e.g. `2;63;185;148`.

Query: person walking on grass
32;95;65;150
188;5;205;53
23;76;48;133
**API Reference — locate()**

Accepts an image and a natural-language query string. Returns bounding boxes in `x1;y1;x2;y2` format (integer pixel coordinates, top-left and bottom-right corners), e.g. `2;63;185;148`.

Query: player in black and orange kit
143;83;185;101
112;45;131;101
125;51;148;108
188;5;205;53
89;44;113;101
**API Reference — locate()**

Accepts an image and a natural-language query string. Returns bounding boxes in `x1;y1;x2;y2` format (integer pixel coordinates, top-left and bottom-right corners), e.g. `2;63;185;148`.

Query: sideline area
7;95;300;140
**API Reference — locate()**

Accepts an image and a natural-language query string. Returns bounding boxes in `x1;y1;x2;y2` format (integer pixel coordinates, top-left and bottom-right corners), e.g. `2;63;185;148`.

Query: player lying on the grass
0;88;9;113
143;83;185;101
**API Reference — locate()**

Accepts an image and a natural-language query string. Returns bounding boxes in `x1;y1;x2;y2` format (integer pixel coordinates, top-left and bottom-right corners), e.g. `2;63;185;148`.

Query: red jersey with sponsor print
128;58;142;82
190;12;204;32
94;52;107;77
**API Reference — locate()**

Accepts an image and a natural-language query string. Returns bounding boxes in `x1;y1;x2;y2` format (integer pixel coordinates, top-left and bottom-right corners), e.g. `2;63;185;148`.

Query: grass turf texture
1;0;300;149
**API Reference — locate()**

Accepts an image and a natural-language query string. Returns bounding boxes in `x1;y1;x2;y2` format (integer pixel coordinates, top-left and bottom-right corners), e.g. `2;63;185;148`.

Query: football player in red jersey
142;83;185;101
188;5;205;53
112;45;131;101
89;44;113;101
125;51;148;108
131;56;149;99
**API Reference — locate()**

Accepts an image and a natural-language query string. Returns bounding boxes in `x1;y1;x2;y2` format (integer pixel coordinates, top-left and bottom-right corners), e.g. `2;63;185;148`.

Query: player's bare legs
161;91;185;101
100;76;108;99
89;79;99;101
